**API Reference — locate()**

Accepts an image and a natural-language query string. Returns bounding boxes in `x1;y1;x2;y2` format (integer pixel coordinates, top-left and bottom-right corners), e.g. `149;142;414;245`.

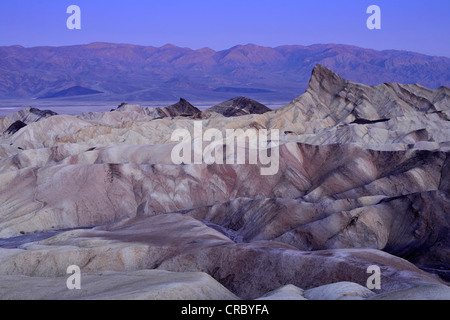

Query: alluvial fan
0;65;449;300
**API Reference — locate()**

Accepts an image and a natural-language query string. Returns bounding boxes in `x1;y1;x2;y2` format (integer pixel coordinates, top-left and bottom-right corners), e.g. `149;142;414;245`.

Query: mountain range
1;42;450;103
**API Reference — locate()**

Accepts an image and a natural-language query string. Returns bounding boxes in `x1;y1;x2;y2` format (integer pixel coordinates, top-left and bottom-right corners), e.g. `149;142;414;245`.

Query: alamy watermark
66;265;81;290
66;5;81;30
367;5;381;30
64;263;381;292
170;121;280;176
366;265;381;290
66;5;381;31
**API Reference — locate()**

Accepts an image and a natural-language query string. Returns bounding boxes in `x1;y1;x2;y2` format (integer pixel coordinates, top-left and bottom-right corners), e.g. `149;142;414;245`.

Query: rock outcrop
3;120;27;135
0;107;58;134
207;97;271;117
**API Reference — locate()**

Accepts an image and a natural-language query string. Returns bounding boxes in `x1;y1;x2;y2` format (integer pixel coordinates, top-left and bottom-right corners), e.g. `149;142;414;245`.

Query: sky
0;0;449;57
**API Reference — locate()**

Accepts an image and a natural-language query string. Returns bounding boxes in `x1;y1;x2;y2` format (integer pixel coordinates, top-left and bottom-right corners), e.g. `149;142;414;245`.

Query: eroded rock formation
0;65;449;300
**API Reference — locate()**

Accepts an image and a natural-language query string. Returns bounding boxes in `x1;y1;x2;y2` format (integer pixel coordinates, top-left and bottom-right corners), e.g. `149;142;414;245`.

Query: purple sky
0;0;449;57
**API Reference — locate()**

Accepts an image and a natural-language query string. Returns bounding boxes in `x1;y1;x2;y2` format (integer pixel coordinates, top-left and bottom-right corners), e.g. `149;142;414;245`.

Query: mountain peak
311;64;344;81
155;98;201;118
207;96;271;117
160;43;181;50
307;64;347;94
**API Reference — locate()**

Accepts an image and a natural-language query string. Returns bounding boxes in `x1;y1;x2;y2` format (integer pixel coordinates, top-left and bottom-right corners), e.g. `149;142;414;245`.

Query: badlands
0;65;449;300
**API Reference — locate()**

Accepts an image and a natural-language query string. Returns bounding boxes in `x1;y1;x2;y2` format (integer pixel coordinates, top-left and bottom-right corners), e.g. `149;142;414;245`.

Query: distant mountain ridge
208;97;271;117
1;42;449;102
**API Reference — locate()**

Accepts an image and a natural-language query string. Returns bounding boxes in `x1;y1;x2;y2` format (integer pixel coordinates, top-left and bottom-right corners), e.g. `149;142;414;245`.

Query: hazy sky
0;0;449;57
